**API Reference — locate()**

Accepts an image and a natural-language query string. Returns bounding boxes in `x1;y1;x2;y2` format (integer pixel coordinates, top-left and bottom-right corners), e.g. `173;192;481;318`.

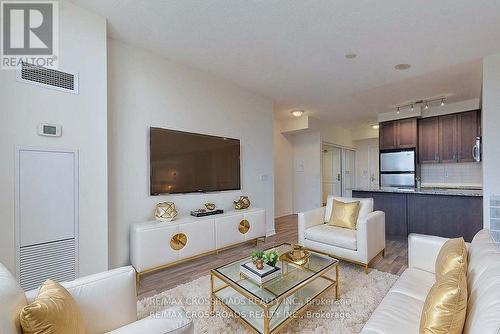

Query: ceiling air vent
16;62;79;94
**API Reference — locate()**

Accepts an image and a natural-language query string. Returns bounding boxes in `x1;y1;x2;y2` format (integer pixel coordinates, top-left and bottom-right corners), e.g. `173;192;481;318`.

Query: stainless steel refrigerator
380;149;416;188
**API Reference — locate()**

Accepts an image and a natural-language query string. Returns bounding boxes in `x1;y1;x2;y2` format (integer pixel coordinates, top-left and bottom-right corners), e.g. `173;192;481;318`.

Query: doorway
322;143;356;204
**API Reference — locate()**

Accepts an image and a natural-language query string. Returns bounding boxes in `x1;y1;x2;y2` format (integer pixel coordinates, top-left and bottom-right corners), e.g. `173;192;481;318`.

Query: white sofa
362;229;500;334
298;196;385;272
0;264;193;334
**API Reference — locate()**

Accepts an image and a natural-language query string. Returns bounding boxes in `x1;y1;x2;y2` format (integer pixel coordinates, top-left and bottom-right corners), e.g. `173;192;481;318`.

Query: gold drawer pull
170;233;187;250
239;220;250;234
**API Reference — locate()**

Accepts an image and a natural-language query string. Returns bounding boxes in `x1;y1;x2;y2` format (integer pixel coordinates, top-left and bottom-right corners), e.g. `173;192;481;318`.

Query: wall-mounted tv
150;127;241;195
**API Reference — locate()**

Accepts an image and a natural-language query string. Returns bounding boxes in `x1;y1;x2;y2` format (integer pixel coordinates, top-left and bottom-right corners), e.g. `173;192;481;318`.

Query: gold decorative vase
234;196;251;210
154;202;178;222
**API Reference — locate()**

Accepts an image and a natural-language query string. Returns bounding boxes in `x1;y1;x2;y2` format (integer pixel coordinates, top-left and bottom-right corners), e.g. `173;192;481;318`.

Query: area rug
138;263;398;333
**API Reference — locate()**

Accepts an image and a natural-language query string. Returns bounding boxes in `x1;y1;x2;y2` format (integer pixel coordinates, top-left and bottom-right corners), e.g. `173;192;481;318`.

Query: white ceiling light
410;104;414;112
291;110;305;117
372;124;380;129
424;102;429;110
396;106;400;114
345;53;357;59
441;98;446;106
394;63;411;70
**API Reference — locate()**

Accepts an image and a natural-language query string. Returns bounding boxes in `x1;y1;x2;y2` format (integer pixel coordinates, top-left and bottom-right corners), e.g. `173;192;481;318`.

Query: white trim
15;146;79;281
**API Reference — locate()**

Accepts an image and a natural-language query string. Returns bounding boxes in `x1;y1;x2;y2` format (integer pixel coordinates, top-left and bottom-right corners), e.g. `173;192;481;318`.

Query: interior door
369;145;380;188
322;146;342;204
342;149;356;197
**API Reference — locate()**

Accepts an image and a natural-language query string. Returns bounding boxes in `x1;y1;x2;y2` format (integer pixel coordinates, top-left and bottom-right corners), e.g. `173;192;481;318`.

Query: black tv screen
150;127;241;195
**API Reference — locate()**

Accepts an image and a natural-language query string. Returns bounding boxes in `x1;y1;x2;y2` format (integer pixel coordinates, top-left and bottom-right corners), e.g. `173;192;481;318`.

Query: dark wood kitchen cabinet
418;110;481;164
439;114;459;163
379;118;417;150
407;194;483;242
418;117;440;163
352;191;408;237
457;110;480;162
379;121;397;150
397;118;418;148
352;190;483;242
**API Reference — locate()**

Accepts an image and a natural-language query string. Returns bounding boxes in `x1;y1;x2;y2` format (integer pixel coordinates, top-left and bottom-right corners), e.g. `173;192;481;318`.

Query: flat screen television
150;127;241;195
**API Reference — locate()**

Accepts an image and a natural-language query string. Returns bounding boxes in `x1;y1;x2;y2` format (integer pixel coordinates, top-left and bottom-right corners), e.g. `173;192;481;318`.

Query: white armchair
0;264;193;334
298;196;385;273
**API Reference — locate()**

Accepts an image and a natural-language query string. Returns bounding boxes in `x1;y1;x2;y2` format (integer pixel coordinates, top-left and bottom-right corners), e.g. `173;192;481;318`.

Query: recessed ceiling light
291;110;305;117
345;53;357;59
372;124;380;129
394;63;411;70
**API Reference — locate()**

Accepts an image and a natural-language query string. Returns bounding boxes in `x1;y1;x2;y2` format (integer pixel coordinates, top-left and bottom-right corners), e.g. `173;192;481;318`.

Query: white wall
0;2;108;276
107;39;275;268
482;53;500;228
274;121;293;217
292;132;322;213
274;117;354;216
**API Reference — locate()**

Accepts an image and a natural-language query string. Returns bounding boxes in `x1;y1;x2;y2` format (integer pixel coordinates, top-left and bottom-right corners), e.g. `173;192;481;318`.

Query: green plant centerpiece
251;250;279;270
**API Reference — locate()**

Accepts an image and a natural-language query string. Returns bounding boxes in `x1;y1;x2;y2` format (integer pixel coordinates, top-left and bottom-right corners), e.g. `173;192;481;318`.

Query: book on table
240;261;281;285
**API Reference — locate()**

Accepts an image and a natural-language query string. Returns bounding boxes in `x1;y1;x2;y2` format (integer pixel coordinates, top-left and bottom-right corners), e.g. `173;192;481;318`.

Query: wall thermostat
38;124;62;137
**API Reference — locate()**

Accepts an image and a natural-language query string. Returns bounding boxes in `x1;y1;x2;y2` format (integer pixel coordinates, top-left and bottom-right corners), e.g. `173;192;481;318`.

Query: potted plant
251;250;265;270
251;250;279;269
262;250;279;267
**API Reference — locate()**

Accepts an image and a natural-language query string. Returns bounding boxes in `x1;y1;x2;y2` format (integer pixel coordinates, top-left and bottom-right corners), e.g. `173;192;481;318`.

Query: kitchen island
352;187;483;242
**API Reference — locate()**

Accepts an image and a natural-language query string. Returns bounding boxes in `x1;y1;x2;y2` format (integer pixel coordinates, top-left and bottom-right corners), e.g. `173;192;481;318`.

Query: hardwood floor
137;214;408;299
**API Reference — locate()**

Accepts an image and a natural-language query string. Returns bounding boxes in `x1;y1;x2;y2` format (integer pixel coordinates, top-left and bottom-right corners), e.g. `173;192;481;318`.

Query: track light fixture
395;97;446;114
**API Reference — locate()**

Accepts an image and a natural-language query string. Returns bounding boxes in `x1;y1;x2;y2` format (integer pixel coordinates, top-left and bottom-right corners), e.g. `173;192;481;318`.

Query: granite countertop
352;187;483;197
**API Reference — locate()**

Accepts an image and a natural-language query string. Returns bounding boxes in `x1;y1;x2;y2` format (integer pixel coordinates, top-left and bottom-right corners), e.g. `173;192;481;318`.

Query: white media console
131;207;266;280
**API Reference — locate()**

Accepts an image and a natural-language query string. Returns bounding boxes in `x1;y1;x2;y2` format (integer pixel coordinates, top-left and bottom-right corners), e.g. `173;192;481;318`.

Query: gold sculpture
233;196;251;210
154;202;178;222
205;203;216;211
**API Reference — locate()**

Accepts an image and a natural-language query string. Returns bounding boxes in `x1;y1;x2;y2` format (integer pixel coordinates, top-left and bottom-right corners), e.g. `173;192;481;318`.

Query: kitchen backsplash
420;162;482;187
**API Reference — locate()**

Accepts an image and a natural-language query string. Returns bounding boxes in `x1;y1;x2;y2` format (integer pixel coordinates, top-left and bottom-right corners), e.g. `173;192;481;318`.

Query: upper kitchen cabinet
379;118;417;150
457;110;481;162
418;117;439;163
397;118;418;148
439;114;459;163
379;121;397;150
418;110;481;164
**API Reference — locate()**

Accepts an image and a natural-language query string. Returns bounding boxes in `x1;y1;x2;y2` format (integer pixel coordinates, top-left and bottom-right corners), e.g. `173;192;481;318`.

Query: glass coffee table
210;243;339;334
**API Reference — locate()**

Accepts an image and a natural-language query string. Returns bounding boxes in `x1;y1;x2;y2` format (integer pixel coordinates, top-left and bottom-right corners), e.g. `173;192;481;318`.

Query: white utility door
342;149;356;197
322;146;342;204
369;145;380;188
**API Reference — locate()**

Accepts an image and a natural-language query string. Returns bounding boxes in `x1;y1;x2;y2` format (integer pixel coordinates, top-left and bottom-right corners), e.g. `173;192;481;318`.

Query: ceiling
73;0;500;127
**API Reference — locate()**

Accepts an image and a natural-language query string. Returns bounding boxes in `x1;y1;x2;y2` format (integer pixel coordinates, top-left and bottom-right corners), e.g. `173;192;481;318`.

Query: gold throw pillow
419;269;467;334
327;200;361;230
20;279;85;334
435;237;467;279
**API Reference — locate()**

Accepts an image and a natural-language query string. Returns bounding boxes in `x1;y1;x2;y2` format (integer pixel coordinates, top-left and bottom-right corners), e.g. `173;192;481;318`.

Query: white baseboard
266;229;276;237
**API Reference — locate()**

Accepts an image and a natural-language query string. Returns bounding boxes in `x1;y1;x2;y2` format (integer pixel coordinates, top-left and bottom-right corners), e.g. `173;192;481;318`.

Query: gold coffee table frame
210;243;339;334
